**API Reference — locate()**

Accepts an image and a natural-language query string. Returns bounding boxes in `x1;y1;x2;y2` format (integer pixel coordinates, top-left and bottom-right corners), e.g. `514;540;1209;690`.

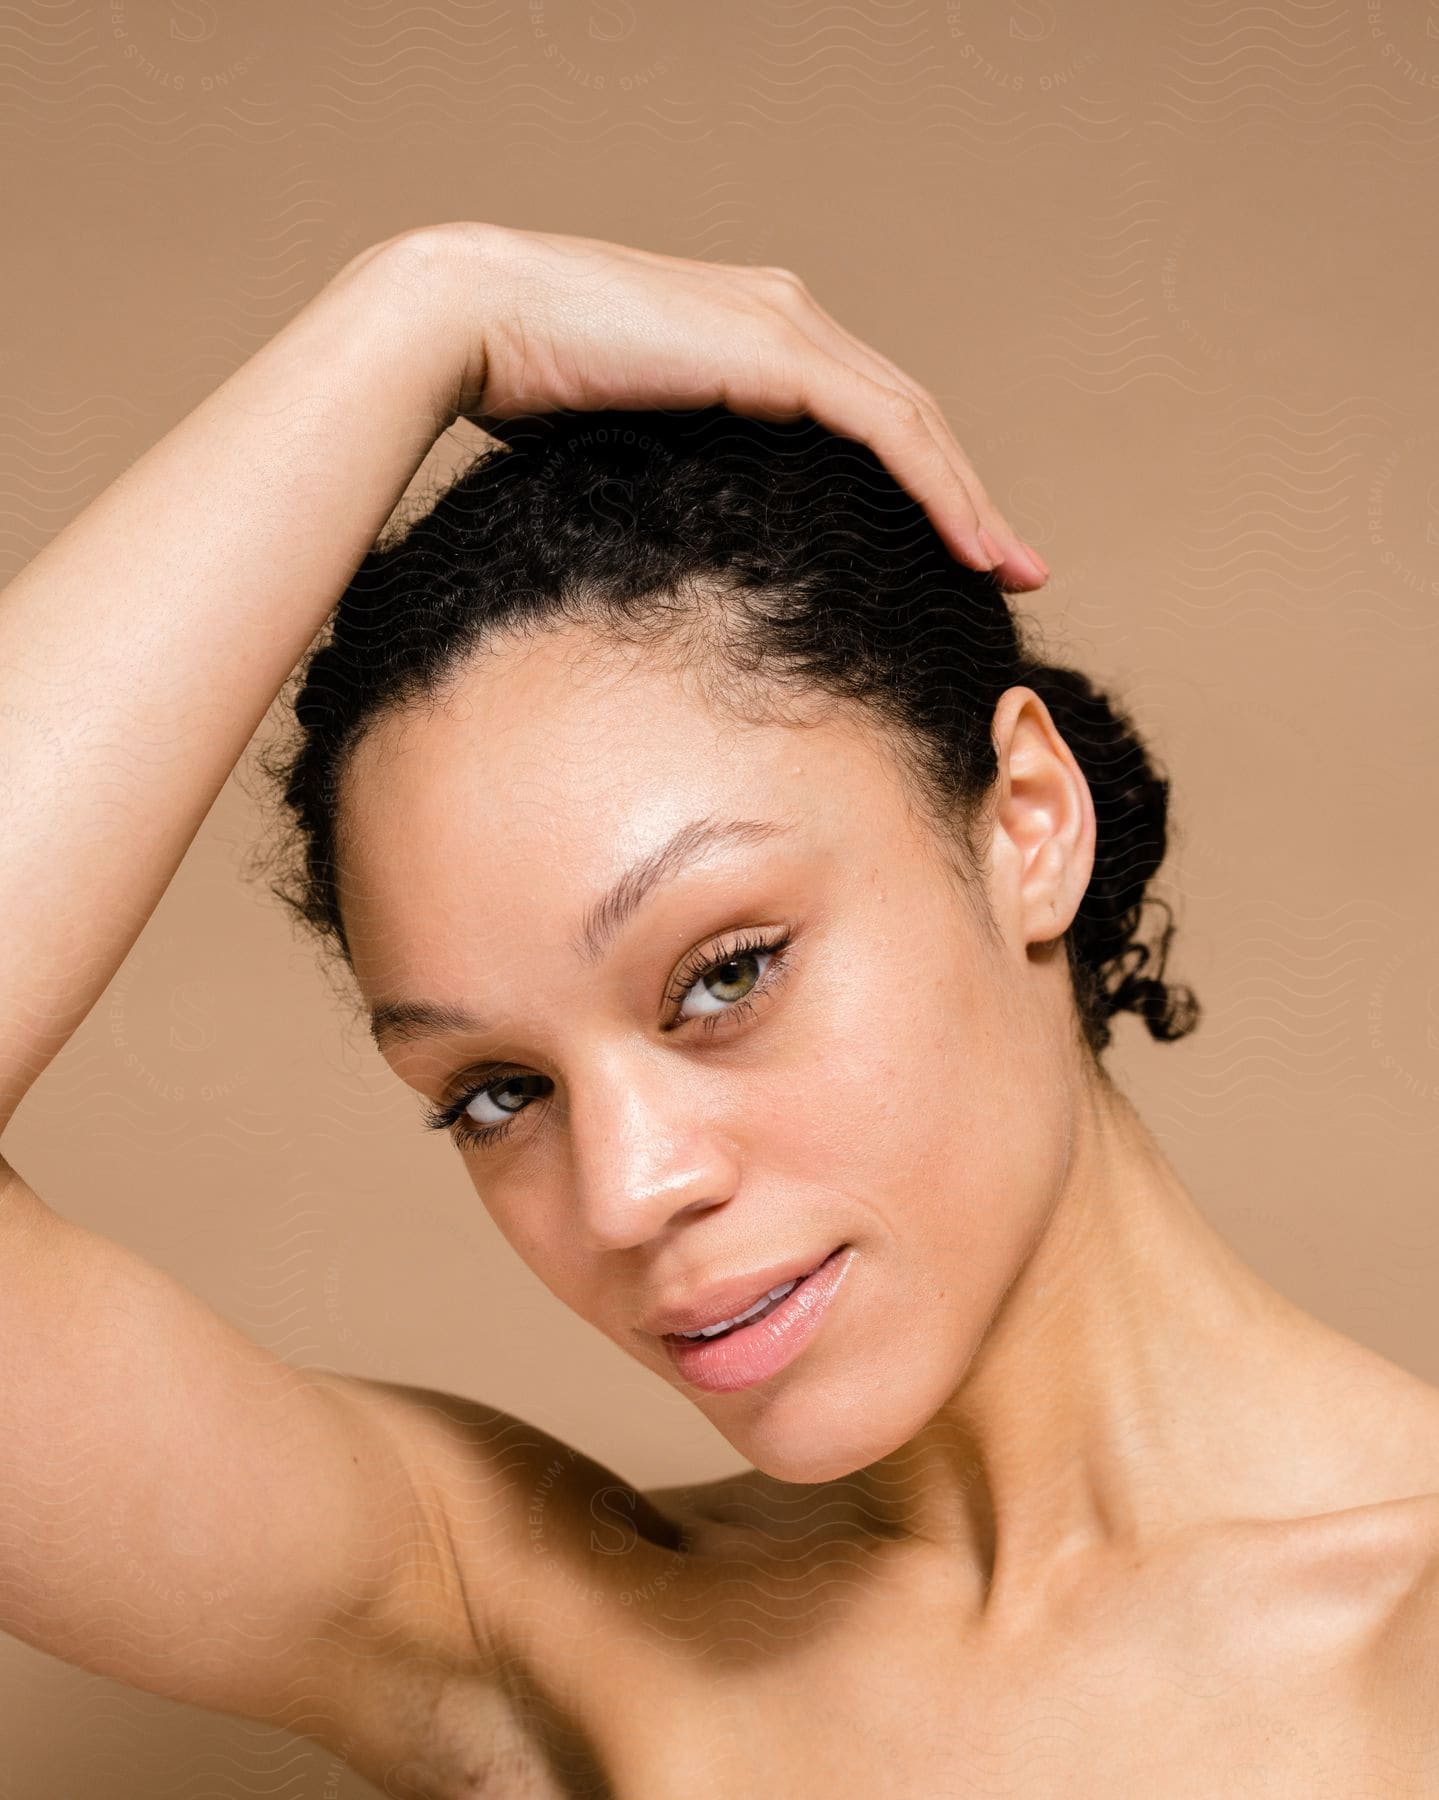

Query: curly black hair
258;405;1199;1061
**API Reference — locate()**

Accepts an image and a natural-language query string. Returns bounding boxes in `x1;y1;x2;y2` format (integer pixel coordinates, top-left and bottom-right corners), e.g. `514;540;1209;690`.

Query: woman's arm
0;227;465;1122
0;225;501;1742
0;220;1040;1749
0;221;1039;1132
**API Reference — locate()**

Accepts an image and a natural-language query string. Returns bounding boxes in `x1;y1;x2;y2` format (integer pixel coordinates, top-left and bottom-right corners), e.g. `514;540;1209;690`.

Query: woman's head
263;407;1199;1480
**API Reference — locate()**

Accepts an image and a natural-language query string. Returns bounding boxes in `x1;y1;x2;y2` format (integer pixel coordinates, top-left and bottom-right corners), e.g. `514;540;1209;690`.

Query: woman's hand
420;222;1049;590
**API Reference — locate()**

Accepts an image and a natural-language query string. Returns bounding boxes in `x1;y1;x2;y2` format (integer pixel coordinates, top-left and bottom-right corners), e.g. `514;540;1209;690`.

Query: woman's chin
743;1440;875;1485
716;1391;927;1487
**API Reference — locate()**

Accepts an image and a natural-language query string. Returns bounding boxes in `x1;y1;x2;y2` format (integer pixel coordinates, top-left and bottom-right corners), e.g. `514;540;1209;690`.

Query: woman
2;222;1436;1798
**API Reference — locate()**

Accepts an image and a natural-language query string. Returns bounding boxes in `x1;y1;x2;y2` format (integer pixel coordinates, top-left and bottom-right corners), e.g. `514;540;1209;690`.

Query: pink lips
661;1244;856;1394
642;1246;839;1338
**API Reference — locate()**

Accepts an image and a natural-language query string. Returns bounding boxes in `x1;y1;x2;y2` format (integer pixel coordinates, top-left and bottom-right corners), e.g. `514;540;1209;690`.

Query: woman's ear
985;685;1096;955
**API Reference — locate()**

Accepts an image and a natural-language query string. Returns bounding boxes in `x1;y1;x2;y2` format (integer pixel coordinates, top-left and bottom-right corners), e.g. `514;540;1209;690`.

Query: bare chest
587;1649;1414;1800
431;1598;1427;1800
409;1503;1439;1800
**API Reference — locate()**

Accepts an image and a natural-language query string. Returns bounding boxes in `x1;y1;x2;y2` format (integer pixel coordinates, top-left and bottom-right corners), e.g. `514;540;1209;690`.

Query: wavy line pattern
1150;0;1439;147
1;0;1436;1794
736;0;1131;146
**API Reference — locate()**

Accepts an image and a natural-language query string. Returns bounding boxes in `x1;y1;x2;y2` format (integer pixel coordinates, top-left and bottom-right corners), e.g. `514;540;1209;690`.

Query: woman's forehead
338;629;910;866
333;638;936;982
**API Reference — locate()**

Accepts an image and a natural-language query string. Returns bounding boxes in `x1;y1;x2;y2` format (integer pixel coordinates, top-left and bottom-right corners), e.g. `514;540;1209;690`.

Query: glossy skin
338;629;1090;1491
337;623;1439;1797
2;224;1437;1799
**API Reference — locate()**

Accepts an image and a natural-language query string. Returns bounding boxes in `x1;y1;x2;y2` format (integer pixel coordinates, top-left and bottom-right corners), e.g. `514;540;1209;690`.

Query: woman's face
337;621;1089;1482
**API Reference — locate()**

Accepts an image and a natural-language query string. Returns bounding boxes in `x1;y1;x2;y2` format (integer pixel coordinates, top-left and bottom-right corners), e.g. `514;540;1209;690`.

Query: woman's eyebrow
367;814;792;1050
572;814;792;967
369;996;486;1050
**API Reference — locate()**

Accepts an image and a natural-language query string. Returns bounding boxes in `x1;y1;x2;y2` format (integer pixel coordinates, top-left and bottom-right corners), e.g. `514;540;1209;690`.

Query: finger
778;295;1048;590
833;361;1039;585
731;326;992;572
740;279;989;565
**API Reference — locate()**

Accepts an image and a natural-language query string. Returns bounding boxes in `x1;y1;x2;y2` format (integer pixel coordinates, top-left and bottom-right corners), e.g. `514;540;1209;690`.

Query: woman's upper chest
472;1515;1439;1800
581;1610;1404;1800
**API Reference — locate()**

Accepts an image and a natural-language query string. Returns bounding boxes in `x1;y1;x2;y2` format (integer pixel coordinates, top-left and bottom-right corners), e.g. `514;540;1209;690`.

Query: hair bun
1020;660;1201;1055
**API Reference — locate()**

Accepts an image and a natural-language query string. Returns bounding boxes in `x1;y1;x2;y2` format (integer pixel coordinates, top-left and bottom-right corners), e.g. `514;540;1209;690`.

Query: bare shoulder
345;1374;687;1624
1321;1488;1439;1771
1280;1355;1439;1648
1201;1480;1439;1712
1344;1367;1439;1676
1362;1491;1439;1697
318;1375;687;1792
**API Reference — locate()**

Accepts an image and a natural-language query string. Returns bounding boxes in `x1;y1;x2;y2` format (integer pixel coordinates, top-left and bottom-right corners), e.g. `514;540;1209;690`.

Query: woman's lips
661;1244;855;1394
644;1246;836;1338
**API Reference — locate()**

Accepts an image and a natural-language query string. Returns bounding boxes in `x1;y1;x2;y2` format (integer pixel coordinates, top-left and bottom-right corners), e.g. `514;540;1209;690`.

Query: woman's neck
858;1075;1438;1617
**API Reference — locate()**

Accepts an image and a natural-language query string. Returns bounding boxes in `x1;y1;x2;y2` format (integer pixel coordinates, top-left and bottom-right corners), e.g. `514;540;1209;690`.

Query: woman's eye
463;1073;549;1127
429;933;793;1148
677;947;775;1021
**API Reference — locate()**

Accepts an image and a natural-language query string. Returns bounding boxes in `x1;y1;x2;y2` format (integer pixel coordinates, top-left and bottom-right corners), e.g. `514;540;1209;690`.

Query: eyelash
420;928;794;1154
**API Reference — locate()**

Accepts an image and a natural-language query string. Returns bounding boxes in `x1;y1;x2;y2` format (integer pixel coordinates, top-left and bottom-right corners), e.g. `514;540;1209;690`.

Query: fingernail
1020;543;1050;582
975;527;1002;570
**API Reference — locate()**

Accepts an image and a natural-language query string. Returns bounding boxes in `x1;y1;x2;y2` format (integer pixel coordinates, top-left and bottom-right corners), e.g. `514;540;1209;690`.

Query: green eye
674;934;790;1024
696;953;762;1008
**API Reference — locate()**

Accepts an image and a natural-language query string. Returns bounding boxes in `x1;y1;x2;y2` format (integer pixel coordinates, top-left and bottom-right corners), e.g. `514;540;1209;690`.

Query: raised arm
1;222;1040;1130
0;228;465;1118
0;225;495;1745
0;221;1043;1755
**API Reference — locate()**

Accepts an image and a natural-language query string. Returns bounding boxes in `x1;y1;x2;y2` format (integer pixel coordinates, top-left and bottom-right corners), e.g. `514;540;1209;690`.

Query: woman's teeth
676;1278;800;1340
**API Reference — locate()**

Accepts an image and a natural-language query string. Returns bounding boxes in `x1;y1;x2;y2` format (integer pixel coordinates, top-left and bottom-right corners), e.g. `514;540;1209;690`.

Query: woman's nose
568;1063;739;1252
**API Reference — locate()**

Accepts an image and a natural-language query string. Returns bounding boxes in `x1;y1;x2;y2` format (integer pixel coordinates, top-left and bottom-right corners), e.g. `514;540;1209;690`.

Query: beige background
3;1;1437;1792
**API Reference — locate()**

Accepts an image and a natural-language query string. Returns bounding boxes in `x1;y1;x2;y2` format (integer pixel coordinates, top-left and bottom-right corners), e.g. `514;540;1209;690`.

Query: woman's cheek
469;1161;568;1282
